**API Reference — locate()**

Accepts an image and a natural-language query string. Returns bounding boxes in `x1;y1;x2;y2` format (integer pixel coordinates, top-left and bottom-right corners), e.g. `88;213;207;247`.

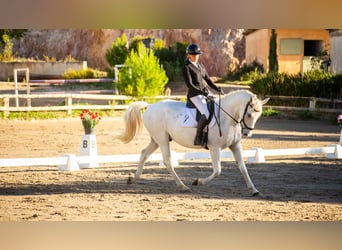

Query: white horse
116;90;269;195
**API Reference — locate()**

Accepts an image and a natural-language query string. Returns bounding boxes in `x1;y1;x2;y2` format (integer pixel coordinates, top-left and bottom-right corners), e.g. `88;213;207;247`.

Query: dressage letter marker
79;134;99;168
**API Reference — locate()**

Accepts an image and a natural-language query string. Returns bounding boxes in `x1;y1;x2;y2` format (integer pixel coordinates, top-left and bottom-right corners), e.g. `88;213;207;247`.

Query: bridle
240;101;259;131
211;94;260;135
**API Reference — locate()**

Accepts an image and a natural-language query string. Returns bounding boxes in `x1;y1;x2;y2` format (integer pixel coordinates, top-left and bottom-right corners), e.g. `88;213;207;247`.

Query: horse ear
262;97;270;105
250;96;257;104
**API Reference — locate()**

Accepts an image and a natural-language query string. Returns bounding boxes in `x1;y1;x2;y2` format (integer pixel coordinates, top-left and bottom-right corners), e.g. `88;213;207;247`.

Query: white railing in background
0;93;185;117
0;92;341;117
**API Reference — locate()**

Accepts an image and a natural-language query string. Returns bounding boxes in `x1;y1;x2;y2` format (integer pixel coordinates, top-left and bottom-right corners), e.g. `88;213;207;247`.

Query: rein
212;94;255;132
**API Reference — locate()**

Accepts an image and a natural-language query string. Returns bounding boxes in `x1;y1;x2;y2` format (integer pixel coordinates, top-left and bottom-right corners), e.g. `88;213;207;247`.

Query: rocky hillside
13;29;246;77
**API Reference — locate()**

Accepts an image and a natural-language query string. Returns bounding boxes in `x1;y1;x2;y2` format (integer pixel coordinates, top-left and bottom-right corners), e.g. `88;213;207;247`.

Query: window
280;38;303;55
304;40;324;56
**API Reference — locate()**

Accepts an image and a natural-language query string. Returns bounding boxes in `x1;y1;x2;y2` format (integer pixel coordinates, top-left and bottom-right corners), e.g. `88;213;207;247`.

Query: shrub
223;60;264;82
105;34;129;77
62;68;106;79
155;41;187;81
251;71;342;99
262;107;282;117
0;33;13;61
118;43;168;98
43;55;57;62
105;33;187;82
128;36;186;81
0;29;26;61
299;110;315;120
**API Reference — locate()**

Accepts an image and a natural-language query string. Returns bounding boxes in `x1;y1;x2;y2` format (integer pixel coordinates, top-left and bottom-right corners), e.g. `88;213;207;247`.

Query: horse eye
248;113;252;118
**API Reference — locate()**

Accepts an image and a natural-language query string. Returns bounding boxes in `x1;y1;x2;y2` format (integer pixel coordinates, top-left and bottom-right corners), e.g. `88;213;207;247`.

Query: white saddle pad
181;107;217;128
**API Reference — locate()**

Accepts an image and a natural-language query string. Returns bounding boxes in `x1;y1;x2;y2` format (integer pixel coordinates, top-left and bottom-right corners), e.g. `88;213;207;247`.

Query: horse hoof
127;176;133;185
252;191;259;196
179;187;192;193
192;179;199;185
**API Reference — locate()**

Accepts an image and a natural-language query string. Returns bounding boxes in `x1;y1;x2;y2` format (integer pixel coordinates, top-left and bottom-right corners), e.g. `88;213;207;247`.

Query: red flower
80;109;101;129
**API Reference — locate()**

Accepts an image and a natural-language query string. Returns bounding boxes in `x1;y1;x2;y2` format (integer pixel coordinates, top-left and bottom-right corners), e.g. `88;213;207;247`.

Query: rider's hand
217;87;224;95
207;94;215;101
202;88;209;96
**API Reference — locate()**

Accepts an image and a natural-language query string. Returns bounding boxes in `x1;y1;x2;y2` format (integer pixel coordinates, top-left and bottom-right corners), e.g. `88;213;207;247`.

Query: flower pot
84;127;94;135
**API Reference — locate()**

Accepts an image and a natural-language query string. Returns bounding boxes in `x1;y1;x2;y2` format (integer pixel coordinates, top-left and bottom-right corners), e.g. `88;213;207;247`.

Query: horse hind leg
193;147;222;186
127;138;158;185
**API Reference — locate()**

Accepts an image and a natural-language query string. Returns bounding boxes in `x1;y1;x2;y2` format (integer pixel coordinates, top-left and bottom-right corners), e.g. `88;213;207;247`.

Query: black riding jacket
183;58;221;99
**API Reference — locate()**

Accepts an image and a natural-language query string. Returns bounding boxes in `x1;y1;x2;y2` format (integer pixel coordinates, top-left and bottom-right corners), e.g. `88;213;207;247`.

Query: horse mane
225;89;255;98
222;89;255;105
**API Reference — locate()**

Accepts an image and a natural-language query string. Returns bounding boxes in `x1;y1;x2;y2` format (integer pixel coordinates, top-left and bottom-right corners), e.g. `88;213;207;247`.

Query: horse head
222;90;269;137
240;93;269;137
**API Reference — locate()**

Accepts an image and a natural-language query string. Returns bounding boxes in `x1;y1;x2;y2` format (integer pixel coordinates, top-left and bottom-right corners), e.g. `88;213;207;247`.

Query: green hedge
251;71;342;99
62;68;106;79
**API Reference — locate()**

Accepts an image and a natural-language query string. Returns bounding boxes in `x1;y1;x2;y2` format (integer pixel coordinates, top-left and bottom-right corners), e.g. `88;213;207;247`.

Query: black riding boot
194;114;208;145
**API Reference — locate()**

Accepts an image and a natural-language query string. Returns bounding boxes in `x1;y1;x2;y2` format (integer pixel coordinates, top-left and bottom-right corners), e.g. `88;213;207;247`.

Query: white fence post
2;97;9;117
309;98;316;111
247;147;266;163
13;68;30;108
66;95;72;115
326;144;342;159
58;154;80;171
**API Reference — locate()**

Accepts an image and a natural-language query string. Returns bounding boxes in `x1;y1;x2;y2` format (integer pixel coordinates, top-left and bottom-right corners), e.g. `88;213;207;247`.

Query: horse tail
115;101;149;144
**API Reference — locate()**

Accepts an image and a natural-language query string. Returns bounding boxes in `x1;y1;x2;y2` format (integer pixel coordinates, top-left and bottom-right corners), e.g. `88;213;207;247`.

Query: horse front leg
193;147;222;186
127;138;158;185
230;142;259;196
159;144;191;192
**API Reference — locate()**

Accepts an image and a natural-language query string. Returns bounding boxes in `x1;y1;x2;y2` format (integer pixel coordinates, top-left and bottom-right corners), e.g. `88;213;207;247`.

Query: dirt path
0;114;341;221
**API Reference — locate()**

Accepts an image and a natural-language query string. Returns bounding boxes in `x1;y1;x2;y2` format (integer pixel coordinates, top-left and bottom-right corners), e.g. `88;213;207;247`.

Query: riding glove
202;88;209;96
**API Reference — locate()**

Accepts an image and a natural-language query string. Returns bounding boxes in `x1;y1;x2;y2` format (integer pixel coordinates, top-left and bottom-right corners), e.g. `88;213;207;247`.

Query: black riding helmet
186;43;202;55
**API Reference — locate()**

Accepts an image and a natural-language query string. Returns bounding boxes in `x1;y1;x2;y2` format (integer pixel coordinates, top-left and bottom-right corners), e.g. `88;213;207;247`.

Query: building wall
245;29;270;71
0;61;87;81
245;29;330;74
330;29;342;74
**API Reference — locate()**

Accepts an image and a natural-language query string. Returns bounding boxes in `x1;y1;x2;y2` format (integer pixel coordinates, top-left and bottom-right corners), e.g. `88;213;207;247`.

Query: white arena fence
1;73;341;170
1;92;341;117
0;145;341;171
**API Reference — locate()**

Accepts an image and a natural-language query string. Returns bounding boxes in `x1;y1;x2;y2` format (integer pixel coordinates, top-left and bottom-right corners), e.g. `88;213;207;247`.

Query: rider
183;43;224;145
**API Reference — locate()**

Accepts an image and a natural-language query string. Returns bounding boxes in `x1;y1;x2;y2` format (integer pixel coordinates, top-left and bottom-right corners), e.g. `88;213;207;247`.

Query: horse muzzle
242;128;253;137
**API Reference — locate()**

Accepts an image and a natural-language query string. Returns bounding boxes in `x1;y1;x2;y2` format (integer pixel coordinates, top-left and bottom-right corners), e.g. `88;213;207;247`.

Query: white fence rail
0;92;341;117
0;145;341;170
264;95;342;113
0;93;185;116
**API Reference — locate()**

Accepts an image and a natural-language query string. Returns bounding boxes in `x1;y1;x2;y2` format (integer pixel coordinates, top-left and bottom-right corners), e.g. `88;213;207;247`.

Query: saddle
186;97;215;124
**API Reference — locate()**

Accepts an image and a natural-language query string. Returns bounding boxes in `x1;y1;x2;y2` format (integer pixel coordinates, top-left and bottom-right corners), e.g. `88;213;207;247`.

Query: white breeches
190;95;209;118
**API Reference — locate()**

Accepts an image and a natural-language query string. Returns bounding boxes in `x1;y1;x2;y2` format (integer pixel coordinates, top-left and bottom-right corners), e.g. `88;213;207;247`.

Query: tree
118;43;168;98
268;29;279;73
0;29;26;45
154;41;187;81
0;29;27;61
105;34;129;68
0;33;13;61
